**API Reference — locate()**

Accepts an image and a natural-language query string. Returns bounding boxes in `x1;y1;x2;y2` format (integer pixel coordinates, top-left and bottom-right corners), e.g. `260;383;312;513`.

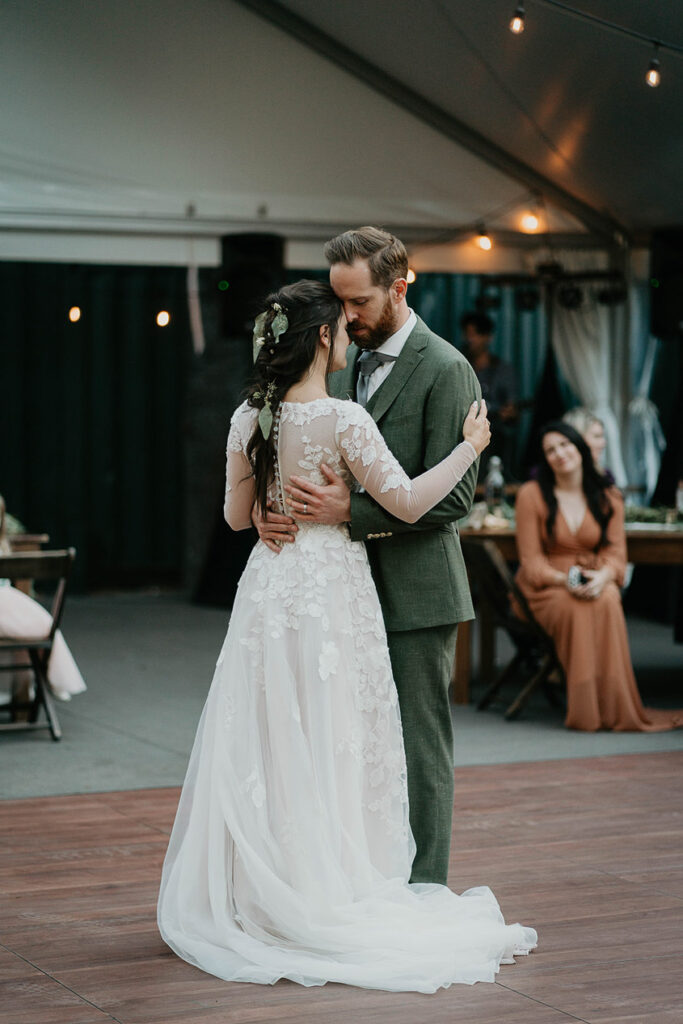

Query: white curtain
628;334;666;505
551;252;631;487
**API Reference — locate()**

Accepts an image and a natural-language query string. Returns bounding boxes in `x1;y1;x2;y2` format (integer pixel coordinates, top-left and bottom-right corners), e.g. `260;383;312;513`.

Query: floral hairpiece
252;381;277;440
252;302;289;362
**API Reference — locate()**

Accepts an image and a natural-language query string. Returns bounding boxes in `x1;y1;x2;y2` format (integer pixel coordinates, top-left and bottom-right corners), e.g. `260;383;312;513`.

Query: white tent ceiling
1;0;681;269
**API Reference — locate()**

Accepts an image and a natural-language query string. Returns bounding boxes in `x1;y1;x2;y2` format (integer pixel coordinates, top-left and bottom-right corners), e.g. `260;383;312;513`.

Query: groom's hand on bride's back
284;465;351;525
251;501;298;554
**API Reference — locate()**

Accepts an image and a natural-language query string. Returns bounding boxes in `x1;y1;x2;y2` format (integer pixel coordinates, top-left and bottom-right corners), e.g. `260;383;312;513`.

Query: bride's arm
224;449;256;531
336;403;487;524
223;405;257;531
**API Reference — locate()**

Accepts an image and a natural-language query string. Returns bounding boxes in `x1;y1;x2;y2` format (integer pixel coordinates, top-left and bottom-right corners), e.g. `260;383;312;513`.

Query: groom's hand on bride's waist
252;501;298;554
285;465;351;525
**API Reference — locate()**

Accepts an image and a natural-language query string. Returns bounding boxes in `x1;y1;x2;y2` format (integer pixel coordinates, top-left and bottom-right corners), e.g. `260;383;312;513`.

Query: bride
157;280;537;992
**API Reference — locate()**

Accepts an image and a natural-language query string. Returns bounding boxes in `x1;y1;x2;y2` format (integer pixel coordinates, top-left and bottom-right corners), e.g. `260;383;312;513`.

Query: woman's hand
572;567;612;600
463;400;491;455
251;501;298;554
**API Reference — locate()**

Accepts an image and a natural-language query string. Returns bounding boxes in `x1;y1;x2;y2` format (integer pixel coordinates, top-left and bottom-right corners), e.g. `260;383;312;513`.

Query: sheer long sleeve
346;356;481;540
335;405;477;524
224;403;257;531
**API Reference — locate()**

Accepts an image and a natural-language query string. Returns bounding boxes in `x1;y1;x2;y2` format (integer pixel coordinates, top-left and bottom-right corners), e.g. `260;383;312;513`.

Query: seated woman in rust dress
515;421;681;732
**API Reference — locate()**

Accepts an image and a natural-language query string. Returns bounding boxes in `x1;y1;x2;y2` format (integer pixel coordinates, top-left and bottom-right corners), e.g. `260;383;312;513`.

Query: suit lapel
366;320;428;423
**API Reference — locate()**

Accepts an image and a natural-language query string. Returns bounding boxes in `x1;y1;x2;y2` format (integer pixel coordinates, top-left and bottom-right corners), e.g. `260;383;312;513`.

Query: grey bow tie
356;351;398;407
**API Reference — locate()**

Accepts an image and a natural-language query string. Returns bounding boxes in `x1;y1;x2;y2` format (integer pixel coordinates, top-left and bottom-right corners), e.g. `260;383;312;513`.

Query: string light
507;3;682;90
509;4;525;34
156;311;171;327
646;44;661;87
68;306;81;323
520;210;540;232
475;225;493;251
406;268;417;283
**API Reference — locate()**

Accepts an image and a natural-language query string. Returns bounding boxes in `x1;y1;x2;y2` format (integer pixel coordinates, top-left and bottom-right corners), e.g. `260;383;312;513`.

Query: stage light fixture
515;287;540;311
509;4;525;34
596;284;627;305
558;285;583;310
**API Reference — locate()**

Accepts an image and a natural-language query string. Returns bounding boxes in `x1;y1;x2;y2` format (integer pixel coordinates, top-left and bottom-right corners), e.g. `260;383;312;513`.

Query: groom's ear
392;278;408;302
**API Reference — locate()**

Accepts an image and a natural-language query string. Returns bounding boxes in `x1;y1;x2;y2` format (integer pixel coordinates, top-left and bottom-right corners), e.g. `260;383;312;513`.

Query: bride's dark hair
536;420;614;550
246;279;343;514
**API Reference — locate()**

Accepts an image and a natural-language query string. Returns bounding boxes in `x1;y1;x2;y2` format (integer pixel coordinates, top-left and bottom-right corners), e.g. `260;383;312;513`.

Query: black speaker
650;229;683;340
218;233;285;338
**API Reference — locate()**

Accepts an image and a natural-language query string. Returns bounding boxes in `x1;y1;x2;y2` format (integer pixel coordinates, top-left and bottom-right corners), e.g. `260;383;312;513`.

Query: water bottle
484;456;505;512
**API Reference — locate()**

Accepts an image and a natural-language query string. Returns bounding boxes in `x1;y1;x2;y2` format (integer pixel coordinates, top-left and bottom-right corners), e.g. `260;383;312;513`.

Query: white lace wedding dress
157;397;537;992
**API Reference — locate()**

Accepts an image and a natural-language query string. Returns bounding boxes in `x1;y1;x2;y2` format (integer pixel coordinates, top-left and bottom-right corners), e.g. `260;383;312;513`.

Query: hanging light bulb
68;306;81;323
521;211;540;232
646;44;661;87
156;311;171;327
509;4;525;34
406;268;416;284
476;225;493;251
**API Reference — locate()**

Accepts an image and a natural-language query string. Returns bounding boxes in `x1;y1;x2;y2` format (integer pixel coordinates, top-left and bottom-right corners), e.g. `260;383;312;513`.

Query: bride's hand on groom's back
463;400;491;455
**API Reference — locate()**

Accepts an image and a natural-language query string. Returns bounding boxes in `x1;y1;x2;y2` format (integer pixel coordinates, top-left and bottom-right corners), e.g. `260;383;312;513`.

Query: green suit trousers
386;623;459;885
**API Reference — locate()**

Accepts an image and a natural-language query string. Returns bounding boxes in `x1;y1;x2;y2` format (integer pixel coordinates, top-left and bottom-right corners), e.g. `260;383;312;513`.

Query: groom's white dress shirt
360;309;417;404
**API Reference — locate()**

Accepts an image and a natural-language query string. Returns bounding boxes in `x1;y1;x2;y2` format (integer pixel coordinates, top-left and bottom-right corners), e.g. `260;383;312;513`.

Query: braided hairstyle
536;420;614;550
246;279;342;514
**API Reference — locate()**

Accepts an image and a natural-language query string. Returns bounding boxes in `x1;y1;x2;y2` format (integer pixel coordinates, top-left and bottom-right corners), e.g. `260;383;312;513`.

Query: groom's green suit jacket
330;316;481;633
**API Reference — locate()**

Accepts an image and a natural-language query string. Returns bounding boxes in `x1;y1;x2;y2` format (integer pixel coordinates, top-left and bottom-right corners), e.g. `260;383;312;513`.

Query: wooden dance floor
1;751;681;1024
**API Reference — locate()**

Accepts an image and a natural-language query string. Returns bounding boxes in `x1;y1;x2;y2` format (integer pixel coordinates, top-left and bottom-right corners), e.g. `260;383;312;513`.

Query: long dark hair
246;279;342;514
536;420;614;550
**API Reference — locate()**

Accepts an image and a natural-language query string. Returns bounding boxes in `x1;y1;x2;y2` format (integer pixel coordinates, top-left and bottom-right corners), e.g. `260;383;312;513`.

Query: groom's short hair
324;227;409;290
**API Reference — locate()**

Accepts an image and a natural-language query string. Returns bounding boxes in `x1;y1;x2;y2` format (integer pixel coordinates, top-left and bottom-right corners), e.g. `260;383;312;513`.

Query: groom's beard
347;294;398;351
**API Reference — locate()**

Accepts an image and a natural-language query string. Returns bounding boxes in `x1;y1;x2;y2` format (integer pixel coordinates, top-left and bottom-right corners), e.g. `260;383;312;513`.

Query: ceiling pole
233;0;630;246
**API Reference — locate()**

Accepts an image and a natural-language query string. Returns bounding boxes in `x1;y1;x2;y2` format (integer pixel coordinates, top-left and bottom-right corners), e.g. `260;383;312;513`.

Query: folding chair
0;549;76;741
462;539;565;720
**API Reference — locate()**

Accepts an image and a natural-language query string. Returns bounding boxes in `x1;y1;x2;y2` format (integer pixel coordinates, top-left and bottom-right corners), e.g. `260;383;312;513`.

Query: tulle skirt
157;526;536;991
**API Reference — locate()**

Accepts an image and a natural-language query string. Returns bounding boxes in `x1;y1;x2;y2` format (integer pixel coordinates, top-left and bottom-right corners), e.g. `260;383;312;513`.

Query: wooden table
451;523;683;704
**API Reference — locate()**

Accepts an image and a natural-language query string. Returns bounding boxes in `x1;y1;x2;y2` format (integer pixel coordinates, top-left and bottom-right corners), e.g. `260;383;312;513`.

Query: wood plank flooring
1;751;682;1023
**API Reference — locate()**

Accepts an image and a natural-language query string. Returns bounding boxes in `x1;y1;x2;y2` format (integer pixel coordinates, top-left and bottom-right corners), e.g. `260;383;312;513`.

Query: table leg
479;606;495;684
452;620;471;704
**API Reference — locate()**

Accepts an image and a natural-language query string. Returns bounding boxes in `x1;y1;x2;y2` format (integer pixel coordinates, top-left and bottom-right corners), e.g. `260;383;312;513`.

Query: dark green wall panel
1;261;192;589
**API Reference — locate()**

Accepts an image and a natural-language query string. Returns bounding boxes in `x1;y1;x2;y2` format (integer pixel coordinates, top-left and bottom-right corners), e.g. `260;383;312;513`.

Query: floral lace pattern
159;395;537;991
225;397;476;529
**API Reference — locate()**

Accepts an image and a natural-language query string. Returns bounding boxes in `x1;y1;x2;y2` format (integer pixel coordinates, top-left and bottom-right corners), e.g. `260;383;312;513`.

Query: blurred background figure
460;311;518;471
562;407;615;484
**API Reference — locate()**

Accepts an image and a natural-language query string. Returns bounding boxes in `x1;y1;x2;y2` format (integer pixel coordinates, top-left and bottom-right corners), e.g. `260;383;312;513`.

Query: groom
259;227;480;885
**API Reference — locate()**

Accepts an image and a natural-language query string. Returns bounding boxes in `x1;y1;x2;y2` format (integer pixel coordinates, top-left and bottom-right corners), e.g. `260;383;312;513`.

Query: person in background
460;312;518;469
0;494;86;702
562;407;615;484
514;423;681;732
